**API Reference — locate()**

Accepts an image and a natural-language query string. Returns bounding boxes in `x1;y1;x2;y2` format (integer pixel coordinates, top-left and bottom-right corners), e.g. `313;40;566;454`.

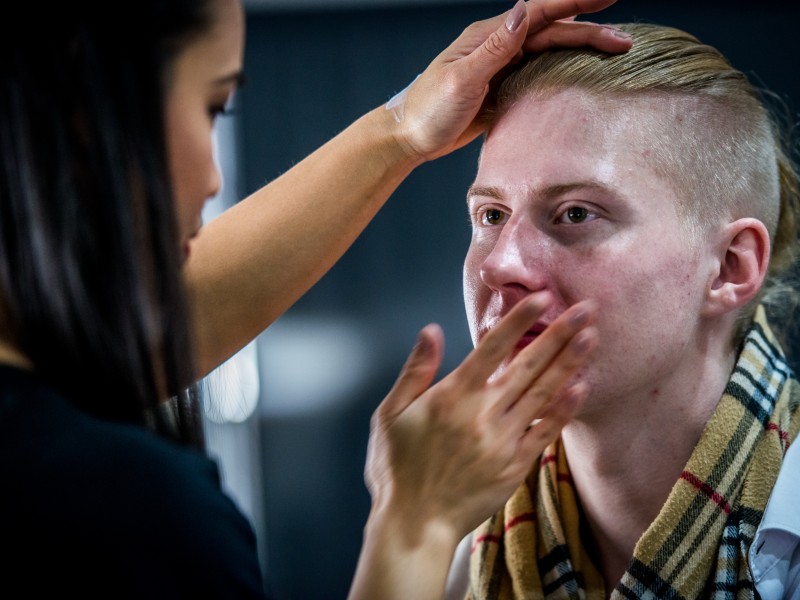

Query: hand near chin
364;295;597;550
393;0;631;162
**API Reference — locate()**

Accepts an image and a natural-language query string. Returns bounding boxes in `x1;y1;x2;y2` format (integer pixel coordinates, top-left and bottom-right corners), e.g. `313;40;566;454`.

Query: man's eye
558;206;595;224
567;207;588;222
482;208;507;226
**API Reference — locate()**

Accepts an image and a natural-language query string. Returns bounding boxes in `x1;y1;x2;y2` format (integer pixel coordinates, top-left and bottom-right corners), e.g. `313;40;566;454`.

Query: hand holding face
391;0;631;162
364;294;597;549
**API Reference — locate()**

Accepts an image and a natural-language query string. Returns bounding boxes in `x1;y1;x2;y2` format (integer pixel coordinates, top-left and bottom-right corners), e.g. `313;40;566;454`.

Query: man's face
464;89;716;416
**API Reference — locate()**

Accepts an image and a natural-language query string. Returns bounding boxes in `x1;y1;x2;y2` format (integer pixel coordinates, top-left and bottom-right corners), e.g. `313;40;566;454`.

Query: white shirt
750;440;800;600
444;533;471;600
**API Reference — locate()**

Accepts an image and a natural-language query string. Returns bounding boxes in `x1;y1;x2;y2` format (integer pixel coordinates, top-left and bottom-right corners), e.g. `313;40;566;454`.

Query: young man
448;23;800;599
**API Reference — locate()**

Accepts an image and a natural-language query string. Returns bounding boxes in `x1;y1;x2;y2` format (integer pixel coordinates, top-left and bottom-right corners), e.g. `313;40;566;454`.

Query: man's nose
479;220;549;294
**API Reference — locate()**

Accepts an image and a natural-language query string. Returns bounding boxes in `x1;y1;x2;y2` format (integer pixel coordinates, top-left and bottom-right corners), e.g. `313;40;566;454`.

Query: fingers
498;300;595;386
503;326;596;429
455;1;533;89
378;324;444;421
448;0;630;100
494;301;597;423
526;0;623;26
522;20;632;54
392;0;629;163
455;294;551;388
492;300;596;408
514;382;585;460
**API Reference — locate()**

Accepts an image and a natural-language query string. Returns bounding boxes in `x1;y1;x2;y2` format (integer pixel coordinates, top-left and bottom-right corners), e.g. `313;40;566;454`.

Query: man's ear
705;218;771;317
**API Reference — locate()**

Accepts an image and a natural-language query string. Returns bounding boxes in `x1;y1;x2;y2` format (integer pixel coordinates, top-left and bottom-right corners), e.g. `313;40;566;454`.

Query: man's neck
560;340;738;594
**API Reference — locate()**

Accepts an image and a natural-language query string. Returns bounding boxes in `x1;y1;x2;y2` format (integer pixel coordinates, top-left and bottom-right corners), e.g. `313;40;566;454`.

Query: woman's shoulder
0;365;266;597
0;364;214;490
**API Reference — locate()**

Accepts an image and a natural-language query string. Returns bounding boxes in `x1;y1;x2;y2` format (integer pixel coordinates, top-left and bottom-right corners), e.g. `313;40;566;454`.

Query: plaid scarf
468;307;800;600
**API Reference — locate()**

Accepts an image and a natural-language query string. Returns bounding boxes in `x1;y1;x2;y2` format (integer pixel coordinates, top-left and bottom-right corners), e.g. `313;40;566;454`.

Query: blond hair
492;23;799;350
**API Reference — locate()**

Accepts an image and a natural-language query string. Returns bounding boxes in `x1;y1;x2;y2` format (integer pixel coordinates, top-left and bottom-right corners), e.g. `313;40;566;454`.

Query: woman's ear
705;218;771;317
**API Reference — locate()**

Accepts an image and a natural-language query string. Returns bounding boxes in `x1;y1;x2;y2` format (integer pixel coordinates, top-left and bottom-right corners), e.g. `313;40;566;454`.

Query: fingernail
524;294;549;316
506;0;526;33
602;25;632;40
569;306;589;328
414;330;431;355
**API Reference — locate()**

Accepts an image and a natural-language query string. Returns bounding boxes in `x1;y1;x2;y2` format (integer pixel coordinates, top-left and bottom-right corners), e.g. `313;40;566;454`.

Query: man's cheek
462;278;484;346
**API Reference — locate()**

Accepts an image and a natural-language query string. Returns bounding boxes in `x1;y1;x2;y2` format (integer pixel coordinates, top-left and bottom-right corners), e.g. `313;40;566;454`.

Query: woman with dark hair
0;0;628;597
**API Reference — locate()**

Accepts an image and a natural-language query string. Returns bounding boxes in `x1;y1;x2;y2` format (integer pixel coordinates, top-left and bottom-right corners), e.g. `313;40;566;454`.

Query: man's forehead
476;98;636;193
475;89;703;198
487;88;700;142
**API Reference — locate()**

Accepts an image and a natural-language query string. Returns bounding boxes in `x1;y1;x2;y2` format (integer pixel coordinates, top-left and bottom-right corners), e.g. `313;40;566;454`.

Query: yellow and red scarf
468;308;800;599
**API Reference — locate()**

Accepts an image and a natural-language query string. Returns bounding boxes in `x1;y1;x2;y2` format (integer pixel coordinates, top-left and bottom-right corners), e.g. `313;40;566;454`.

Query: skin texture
463;88;771;589
465;90;714;414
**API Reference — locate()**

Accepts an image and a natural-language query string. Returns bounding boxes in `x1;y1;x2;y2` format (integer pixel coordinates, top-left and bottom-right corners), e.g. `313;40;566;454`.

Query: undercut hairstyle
0;1;217;447
491;23;800;354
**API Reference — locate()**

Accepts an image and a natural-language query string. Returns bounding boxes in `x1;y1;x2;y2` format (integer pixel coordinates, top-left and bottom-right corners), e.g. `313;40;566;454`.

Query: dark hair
0;1;217;447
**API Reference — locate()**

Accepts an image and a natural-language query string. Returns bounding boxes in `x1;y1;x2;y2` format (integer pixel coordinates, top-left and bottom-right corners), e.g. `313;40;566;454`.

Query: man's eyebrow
466;181;615;204
466;185;503;203
539;181;615;200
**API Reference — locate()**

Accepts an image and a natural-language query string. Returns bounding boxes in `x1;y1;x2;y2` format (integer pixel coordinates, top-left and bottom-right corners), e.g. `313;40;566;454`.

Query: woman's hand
349;294;597;600
365;294;596;542
393;0;632;162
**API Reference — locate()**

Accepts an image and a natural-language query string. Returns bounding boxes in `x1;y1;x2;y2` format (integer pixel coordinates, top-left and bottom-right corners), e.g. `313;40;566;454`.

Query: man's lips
515;322;548;350
479;319;551;349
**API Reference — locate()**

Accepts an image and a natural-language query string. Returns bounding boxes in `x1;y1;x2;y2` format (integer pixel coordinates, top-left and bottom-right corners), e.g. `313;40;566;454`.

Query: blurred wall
232;2;800;598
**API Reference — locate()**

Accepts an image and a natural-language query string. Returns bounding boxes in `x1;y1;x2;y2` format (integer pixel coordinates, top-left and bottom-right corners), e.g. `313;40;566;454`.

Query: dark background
231;2;800;598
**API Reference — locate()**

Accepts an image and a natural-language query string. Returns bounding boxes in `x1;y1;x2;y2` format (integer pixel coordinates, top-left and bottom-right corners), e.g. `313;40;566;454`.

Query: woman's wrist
358;96;431;175
349;501;462;600
365;497;463;555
